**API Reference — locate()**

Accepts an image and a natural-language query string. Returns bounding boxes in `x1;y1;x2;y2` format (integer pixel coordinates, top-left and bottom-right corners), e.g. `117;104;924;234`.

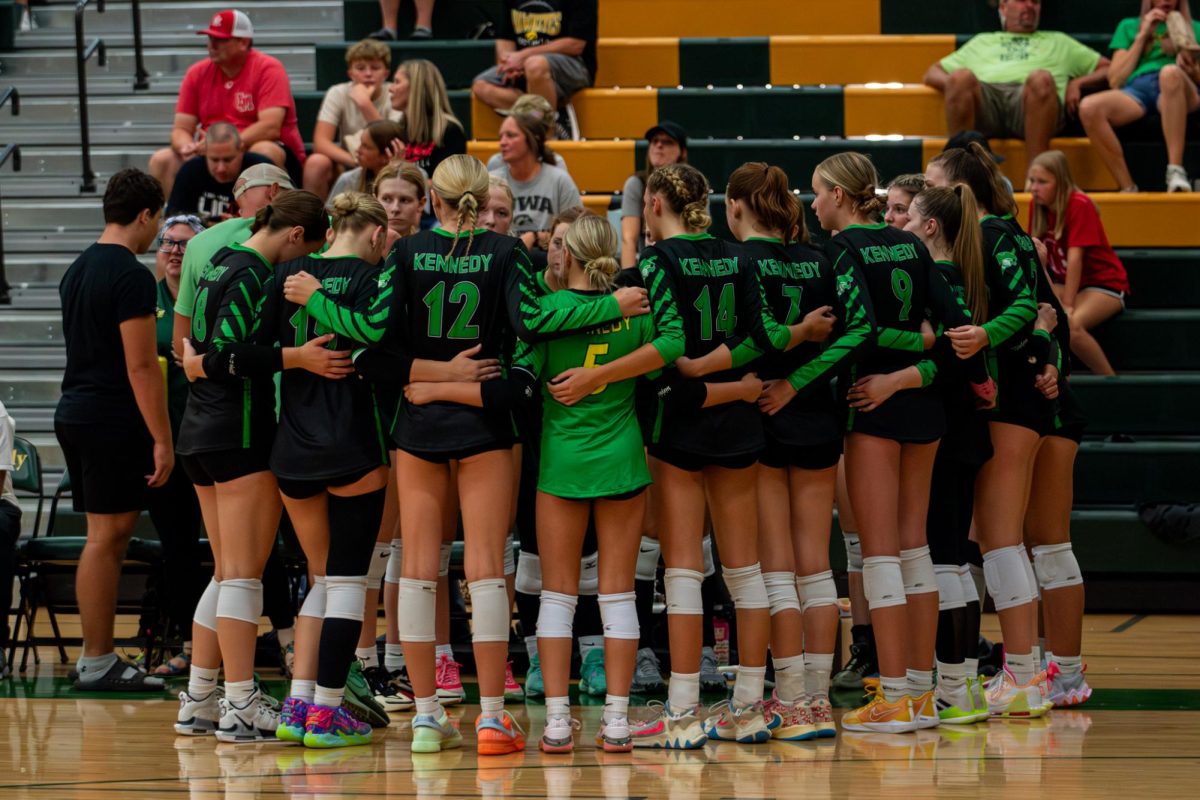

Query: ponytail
814;152;886;219
936;142;1017;218
646;164;712;231
913;185;989;323
250;189;329;242
430;154;490;257
564;214;620;292
726;161;805;242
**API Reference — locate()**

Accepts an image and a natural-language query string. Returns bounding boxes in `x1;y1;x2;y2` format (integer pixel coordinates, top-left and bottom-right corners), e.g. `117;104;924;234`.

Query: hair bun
330;191;361;218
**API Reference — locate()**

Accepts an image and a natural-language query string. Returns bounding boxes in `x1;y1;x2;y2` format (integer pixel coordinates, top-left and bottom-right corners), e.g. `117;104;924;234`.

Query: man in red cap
148;9;305;198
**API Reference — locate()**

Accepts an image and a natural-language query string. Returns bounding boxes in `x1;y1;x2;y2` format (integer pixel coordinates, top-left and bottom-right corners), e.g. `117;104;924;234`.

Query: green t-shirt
519;289;654;500
1110;16;1200;83
940;31;1101;101
174;216;254;316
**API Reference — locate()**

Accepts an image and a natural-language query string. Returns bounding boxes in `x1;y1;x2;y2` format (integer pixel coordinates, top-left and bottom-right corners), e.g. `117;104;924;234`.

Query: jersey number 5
423;280;481;339
694;283;737;340
582;343;610;395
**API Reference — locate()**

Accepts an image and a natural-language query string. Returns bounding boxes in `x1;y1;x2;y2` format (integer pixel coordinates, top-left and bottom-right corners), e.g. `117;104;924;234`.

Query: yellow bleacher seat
598;0;880;37
770;36;955;86
844;84;945;136
1013;193;1200;247
472;88;657;141
595;38;680;88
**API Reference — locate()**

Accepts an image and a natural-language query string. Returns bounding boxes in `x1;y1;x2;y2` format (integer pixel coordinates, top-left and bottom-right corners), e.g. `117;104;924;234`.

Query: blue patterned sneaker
302;704;373;749
524;652;544;698
276;697;308;743
579;648;607;697
702;700;770;744
411;710;464;753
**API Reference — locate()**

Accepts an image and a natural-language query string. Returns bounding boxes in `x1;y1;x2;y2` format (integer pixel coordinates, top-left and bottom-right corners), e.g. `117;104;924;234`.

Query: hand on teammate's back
614;286;650;317
283;271;322;306
295;335;354;379
801;305;837;343
448;344;502;382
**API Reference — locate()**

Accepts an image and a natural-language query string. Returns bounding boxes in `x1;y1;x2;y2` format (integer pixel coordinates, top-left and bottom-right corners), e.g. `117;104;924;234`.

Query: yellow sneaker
841;689;918;734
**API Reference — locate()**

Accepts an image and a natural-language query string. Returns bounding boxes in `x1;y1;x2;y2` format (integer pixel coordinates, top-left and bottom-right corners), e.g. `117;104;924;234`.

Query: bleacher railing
0;86;19;305
130;0;149;90
74;0;107;193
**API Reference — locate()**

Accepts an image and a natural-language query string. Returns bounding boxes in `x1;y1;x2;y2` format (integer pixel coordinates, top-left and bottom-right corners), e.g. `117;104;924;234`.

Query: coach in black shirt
55;168;174;692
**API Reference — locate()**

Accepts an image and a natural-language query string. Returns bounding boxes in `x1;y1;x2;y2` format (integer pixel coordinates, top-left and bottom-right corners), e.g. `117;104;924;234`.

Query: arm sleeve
175;65;200;116
351;347;413;386
639;252;687;365
557;172;583;212
646;372;708;413
498;1;516;40
203;267;273;380
255;59;295;113
1063;194;1107;250
1109;18;1136;52
202;341;284;378
563;0;598;41
938;36;976;73
305;260;397;346
981;234;1038;350
736;260;794;356
1065;35;1102;75
504;242;623;342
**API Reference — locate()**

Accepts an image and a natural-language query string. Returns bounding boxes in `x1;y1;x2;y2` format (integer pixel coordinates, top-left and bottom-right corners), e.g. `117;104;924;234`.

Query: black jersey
979;215;1039;355
268;254;389;479
932;261;993;465
177;244;277;456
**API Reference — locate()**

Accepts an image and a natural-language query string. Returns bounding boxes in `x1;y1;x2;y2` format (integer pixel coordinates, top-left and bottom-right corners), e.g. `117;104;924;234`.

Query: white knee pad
298;575;328;620
438;542;453;578
215;578;263;625
934;564;966;611
536;590;577;639
1019;546;1040;599
193;578;221;632
397;578;437;642
900;546;938;596
843;533;864;573
722;563;770;610
763;571;801;615
385;538;403;585
579;551;599;596
325;575;367;622
702;535;716;578
958;564;980;605
797;570;838;613
366;543;390;586
515;551;542;595
469;579;511;643
982;546;1036;611
503;532;517;576
636;536;660;581
664;567;703;615
599;591;640;640
968;562;986;607
1032;543;1083;591
862;556;906;610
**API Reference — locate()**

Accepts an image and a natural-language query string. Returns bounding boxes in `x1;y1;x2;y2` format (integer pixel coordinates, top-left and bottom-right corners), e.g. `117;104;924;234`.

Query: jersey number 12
423;280;481;339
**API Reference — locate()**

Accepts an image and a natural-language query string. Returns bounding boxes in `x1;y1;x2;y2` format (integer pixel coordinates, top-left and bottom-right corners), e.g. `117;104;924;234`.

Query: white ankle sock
290;678;316;704
733;665;766;709
604;694;629;723
772;654;807;705
1007;652;1035;685
355;646;379;669
906;668;934;694
880;675;908;703
479;695;504;717
578;635;603;657
525;636;539;660
384;643;405;672
964;656;980;678
1053;654;1083;677
668;671;699;712
188;665;219;699
936;660;966;691
225;679;255;706
415;694;440;717
313;685;344;709
435;644;453;661
546;695;570;719
803;652;834;699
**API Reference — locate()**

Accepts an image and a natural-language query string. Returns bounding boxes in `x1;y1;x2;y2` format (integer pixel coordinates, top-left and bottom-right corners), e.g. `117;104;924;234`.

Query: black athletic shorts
276;465;381;500
55;420;153;514
648;444;760;472
1046;380;1087;444
399;441;512;465
180;444;273;487
990;355;1054;434
846;387;945;444
759;437;843;471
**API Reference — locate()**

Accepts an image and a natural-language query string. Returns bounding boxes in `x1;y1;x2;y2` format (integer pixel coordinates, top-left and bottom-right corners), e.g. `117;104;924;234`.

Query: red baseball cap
198;9;254;39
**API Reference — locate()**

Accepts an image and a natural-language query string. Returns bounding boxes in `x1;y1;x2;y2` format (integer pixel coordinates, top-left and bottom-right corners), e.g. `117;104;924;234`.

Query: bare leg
535;492;587;701
1024;437;1083;658
651;457;706;677
413;0;435;30
378;0;400;29
77;511;140;657
897;441;941;674
472;80;524;113
758;466;803;658
595;491;647;700
190;484;222;670
791;466;840;659
247;141;287;168
522;55;560;110
302;153;338;200
1158;64;1200;166
943;69;982;134
836;458;869;627
147;148;184;199
1066;290;1124;375
1022;70;1060;160
1079;90;1147;190
280;492;330;685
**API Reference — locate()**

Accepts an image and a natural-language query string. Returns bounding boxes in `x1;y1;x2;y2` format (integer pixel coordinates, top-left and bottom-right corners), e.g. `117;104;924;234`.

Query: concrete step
2;231;108;254
30;1;343;37
0;351;66;371
4;286;61;307
0;255;79;286
0;94;175;125
5;146;156;179
0;121;172;146
0;45;315;78
0;370;64;405
0;311;64;344
3;199;103;229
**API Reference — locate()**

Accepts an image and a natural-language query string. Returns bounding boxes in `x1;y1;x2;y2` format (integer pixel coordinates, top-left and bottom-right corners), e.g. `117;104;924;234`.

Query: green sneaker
343;661;390;729
411;710;464;753
525;652;544;698
579;648;606;697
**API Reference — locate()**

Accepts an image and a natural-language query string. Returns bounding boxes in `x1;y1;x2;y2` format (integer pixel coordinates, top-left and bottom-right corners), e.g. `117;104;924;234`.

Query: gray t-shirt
489;162;582;234
327;168;369;207
620;174;645;219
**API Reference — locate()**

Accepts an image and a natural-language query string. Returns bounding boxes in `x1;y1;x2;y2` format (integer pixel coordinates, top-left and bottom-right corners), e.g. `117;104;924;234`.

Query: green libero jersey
516;289;654;499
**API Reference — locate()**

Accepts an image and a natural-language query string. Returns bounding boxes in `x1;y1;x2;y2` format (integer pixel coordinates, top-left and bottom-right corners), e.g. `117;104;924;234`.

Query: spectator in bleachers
374;161;429;244
389;59;468;176
480;174;516;235
303;39;401;199
488;110;582;251
369;0;436;40
15;0;34;32
486;94;571;175
1027;150;1129;375
166;123;271;222
883;174;926;229
55;169;172;691
1080;0;1200;192
326;120;406;208
924;0;1110;159
148;9;306;198
0;399;20;678
619;122;690;267
471;0;598;140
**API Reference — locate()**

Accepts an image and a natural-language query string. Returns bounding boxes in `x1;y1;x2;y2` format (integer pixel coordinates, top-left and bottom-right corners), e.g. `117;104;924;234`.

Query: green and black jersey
931;261;993;465
177;244;277;456
268;254;389;480
980;215;1039;355
515;289;654;499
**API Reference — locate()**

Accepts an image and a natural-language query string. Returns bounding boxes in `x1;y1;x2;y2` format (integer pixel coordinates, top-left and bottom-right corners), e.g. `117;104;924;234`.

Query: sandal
152;651;192;676
74;658;166;692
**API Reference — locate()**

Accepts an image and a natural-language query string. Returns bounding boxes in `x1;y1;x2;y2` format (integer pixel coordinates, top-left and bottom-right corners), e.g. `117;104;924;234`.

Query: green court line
1111;613;1148;633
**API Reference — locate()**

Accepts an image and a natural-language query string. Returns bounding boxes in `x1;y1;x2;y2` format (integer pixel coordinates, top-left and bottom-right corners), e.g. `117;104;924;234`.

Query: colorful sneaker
1030;670;1054;713
524;652;544;698
912;690;940;729
966;675;989;722
631;701;707;750
831;642;878;690
935;683;977;725
215;690;281;743
411;709;463;753
303;704;373;749
435;652;466;706
703;699;770;744
810;696;837;738
699;647;726;693
475;711;526;756
841;690;917;734
596;716;633;752
984;670;1045;719
276;696;308;743
578;648;607;697
175;689;220;736
344;661;391;728
1046;662;1092;707
503;662;525;703
630;647;665;694
763;694;817;741
538;715;580;754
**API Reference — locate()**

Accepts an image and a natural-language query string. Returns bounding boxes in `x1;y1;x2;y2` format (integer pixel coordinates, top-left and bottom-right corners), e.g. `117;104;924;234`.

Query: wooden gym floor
1;613;1198;799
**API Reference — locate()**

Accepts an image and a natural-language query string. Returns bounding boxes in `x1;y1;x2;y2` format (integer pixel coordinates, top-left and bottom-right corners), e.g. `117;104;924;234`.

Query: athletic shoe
841;691;917;734
215;690;282;743
911;690;941;729
366;27;397;41
275;697;308;743
538;715;580;753
578;648;606;697
1167;164;1192;193
524;652;544;698
556;103;581;142
344;661;390;729
934;684;977;726
363;664;411;714
966;675;989;722
280;641;295;680
831;642;878;690
303;704;373;748
74;658;165;692
435;652;466;705
503;662;525;703
411;709;464;753
1046;662;1093;707
630;647;666;694
475;711;526;756
703;700;770;743
699;647;726;693
630;701;707;750
984;670;1045;719
175;689;220;736
763;694;818;741
1030;669;1054;713
809;696;837;738
409;26;433;39
596;716;633;752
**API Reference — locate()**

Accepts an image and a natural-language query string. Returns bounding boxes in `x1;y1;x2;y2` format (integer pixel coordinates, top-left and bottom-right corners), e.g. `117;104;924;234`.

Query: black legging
145;467;204;641
0;500;20;649
928;454;981;665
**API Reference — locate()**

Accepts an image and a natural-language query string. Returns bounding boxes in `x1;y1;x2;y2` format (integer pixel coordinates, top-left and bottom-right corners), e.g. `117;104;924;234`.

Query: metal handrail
131;0;149;90
0;86;18;117
0;88;17;304
75;0;108;193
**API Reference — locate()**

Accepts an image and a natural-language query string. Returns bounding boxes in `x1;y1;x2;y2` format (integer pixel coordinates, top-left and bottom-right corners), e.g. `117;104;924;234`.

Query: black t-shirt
56;243;157;429
500;0;598;80
166;152;271;221
400;121;467;177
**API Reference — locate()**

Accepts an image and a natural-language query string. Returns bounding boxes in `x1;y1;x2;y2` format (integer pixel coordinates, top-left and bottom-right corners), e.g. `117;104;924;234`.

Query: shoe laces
437;655;461;684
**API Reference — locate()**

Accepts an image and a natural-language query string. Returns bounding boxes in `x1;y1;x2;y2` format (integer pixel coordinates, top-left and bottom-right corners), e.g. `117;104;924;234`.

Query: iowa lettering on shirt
678;257;738;277
859;243;916;265
516;195;554;214
412;252;494;273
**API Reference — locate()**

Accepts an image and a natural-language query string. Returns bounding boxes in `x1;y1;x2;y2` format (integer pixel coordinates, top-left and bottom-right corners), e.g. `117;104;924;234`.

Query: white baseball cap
198;9;254;39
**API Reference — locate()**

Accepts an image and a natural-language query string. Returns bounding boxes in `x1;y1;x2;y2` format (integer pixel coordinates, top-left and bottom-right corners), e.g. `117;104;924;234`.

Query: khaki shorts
977;81;1065;139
